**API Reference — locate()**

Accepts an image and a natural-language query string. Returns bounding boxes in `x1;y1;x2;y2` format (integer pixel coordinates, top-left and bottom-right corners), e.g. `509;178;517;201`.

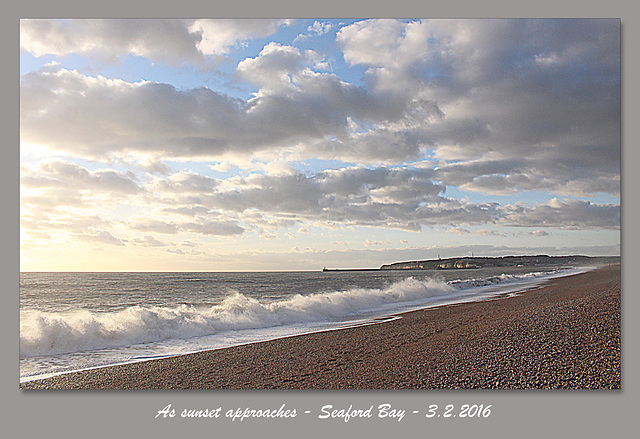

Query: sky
19;18;621;271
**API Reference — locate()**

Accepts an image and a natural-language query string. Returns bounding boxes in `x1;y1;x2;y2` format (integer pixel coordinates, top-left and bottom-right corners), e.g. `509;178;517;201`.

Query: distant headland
322;255;620;272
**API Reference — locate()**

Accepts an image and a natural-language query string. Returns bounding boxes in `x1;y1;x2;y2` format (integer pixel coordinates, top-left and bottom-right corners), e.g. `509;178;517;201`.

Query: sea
19;265;595;382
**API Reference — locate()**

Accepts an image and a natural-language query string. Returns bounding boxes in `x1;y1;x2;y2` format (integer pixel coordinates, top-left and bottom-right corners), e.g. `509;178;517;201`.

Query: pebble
21;265;621;390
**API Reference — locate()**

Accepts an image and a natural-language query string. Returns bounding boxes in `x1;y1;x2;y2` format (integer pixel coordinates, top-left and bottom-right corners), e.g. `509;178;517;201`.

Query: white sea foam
20;277;454;357
19;270;568;359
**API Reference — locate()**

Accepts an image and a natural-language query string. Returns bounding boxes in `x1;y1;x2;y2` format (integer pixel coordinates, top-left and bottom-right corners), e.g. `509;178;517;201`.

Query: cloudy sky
19;18;620;271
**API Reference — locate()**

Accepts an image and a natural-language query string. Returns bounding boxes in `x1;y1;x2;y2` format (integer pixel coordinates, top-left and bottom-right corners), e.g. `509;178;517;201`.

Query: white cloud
337;19;408;72
530;230;550;237
21;19;619;200
20;19;290;62
447;227;470;235
21;19;203;63
77;230;125;246
191;19;291;56
20;159;144;234
127;218;180;235
19;19;621;263
21;213;111;235
308;21;334;36
294;21;335;42
132;235;167;247
20;64;397;163
20;67;245;159
21;159;142;194
364;239;391;247
473;229;507;237
237;42;317;93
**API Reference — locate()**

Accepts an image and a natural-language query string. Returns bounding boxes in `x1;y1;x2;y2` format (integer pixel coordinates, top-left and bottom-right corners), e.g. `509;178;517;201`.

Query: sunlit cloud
19;18;620;270
21;19;291;62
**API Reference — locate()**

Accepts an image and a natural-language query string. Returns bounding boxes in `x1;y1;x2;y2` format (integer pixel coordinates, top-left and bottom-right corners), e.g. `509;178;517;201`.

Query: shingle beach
21;265;621;390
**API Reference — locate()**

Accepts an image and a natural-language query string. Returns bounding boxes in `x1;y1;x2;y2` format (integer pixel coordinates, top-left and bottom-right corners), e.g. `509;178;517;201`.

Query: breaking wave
19;270;558;358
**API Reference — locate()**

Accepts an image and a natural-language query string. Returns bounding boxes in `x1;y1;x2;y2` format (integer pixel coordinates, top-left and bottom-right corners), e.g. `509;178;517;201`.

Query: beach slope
20;265;621;390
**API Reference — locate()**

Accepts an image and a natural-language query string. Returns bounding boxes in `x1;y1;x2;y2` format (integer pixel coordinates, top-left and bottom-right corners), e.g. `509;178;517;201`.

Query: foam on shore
21;269;573;359
20;264;621;390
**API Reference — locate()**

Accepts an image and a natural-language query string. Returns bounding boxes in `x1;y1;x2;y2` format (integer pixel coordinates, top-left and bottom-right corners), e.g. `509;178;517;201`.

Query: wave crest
20;270;564;358
20;276;455;357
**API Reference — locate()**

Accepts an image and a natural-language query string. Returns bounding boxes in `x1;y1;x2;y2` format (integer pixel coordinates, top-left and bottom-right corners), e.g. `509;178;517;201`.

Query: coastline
20;264;621;390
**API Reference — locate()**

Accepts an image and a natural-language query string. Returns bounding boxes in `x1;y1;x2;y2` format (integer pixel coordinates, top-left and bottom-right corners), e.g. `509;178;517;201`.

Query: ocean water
19;266;590;382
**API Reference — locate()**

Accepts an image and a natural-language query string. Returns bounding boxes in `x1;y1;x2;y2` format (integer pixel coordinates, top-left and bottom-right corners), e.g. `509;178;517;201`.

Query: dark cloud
500;198;620;229
337;19;620;197
146;167;618;231
180;219;244;236
20;69;246;158
153;171;219;194
20;19;620;200
19;19;621;252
